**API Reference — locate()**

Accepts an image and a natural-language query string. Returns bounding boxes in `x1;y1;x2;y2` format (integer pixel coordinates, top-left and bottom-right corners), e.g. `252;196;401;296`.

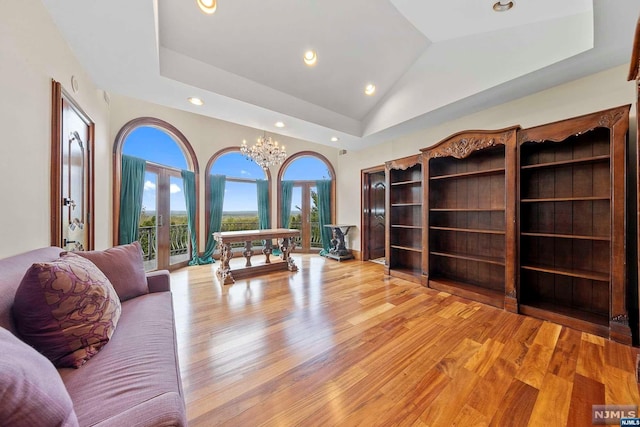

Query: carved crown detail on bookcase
424;128;516;160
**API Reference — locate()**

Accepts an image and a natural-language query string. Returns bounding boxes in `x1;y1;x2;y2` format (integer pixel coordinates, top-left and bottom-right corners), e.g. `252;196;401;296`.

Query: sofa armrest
146;270;171;293
92;392;186;427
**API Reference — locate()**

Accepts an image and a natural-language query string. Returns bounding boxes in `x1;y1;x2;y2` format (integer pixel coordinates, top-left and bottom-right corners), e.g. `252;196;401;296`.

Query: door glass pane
140;171;158;271
290;186;302;248
169;175;189;266
310;186;322;249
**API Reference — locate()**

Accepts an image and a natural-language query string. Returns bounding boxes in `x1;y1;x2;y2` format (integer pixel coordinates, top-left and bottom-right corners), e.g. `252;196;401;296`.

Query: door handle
63;197;76;210
158;215;163;227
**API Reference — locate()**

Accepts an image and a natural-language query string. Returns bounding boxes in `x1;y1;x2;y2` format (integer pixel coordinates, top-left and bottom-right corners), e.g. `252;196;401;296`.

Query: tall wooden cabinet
385;154;424;284
421;127;519;309
517;106;631;344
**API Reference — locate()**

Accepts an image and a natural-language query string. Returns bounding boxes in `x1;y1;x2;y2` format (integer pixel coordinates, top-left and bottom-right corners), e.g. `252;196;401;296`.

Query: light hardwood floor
170;255;640;426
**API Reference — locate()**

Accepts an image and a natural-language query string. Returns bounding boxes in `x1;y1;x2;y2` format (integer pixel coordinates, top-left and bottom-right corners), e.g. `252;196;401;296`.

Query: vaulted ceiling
41;0;640;150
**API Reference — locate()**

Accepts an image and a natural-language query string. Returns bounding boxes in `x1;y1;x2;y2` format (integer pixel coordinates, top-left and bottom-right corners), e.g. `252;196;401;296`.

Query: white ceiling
41;0;640;150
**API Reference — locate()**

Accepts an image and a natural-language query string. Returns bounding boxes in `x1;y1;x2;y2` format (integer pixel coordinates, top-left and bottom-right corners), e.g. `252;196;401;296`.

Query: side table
323;224;355;261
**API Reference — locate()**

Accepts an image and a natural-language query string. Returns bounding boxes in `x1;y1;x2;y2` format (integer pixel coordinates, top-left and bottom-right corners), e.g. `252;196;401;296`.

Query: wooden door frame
112;117;199;254
50;80;95;249
361;165;385;261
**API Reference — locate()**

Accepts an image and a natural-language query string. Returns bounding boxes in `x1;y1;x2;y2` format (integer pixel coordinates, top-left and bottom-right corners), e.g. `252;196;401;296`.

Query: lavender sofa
0;247;187;426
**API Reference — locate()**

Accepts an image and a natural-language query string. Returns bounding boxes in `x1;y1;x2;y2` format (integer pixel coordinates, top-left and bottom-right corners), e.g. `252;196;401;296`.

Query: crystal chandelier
240;133;287;170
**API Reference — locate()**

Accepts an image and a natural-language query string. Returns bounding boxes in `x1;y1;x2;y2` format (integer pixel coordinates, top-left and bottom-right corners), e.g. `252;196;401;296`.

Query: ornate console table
323;224;355;261
212;228;300;285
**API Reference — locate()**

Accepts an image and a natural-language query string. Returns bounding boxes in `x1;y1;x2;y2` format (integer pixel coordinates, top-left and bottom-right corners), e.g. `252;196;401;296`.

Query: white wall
337;64;637;253
0;0;111;258
108;95;339;250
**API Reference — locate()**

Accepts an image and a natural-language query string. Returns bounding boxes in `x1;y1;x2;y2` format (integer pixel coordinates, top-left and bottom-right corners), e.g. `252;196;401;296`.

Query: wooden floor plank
527;373;573;426
168;256;640;426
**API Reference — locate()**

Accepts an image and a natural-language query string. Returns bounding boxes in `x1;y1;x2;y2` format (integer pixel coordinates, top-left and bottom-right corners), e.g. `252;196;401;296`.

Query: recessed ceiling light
493;1;514;12
303;50;317;66
188;97;204;106
275;121;285;128
365;84;376;96
331;137;339;142
197;0;217;14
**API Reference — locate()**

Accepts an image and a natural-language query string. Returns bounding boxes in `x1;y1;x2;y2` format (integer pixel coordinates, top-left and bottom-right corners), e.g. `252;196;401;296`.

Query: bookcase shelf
517;105;631;344
520;154;609;170
385;154;424;284
429;167;505;180
421;127;519;310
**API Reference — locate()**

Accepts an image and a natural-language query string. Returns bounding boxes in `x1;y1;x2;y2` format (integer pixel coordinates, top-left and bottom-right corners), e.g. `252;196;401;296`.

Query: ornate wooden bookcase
385;154;424;284
421;127;519;309
628;14;640;348
517;106;631;344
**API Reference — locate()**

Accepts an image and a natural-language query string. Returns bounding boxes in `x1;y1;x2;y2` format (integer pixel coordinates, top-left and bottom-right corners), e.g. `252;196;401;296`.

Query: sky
123;126;331;213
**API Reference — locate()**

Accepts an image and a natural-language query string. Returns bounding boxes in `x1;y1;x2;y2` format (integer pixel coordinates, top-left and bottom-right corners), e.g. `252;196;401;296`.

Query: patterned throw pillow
12;255;121;368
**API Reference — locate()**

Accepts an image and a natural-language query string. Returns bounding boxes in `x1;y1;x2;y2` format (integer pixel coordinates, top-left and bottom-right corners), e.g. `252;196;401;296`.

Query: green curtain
200;174;226;261
181;170;212;265
119;155;146;244
257;179;270;229
316;179;332;254
280;180;294;228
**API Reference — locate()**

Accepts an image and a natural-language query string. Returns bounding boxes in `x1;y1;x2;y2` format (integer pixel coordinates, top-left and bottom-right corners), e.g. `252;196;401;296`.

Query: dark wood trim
50;81;62;246
516;107;628;144
630;14;640;348
50;80;95;250
361;164;385;261
113;117;200;249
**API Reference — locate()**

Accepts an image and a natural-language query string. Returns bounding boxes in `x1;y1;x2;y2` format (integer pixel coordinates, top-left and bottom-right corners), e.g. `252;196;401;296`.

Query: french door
140;164;189;271
290;182;321;253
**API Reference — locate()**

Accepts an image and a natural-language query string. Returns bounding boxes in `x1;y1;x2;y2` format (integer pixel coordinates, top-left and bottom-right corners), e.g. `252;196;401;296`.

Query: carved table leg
216;242;235;285
279;237;298;272
263;239;272;264
243;240;253;267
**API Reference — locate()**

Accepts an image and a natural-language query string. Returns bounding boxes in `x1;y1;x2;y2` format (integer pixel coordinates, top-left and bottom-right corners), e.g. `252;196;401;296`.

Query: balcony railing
138;224;189;261
288;220;323;248
136;219;323;262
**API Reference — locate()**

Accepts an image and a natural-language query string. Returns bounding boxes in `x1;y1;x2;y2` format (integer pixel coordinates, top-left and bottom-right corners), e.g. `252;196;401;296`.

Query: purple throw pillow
0;327;79;426
12;255;121;368
64;241;149;301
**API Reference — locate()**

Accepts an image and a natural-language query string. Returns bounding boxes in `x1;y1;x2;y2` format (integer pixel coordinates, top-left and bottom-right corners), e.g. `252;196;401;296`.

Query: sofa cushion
12;255;122;368
0;327;79;427
0;247;62;333
63;241;149;301
60;292;187;426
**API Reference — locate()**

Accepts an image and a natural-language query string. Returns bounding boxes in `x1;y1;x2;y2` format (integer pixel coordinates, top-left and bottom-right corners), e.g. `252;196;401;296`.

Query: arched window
278;152;335;253
113;118;199;271
206;148;271;249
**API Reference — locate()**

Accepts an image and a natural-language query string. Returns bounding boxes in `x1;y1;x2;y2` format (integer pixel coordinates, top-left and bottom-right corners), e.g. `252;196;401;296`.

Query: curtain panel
316;179;332;253
280;180;294;228
257;179;270;229
181;170;213;265
200;174;226;261
119;155;146;245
